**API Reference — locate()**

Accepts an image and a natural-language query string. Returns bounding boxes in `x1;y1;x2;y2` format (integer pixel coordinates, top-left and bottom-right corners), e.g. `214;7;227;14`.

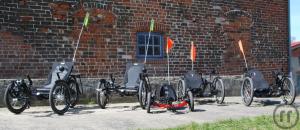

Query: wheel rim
52;84;68;111
7;85;27;109
282;78;294;104
215;79;224;103
141;81;147;106
98;83;107;105
242;79;252;103
188;91;193;111
177;80;184;98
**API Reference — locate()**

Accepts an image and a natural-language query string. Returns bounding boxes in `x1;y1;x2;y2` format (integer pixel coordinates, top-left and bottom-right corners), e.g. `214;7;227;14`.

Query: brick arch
134;21;170;34
221;9;254;74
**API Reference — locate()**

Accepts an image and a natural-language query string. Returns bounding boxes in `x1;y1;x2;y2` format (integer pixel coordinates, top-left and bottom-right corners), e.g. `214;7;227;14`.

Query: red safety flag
166;37;174;54
238;40;245;56
190;41;196;62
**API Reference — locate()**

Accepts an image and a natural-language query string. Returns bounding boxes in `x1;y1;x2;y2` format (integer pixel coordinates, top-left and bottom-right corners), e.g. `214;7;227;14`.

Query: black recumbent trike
4;62;82;115
177;69;225;106
241;68;296;106
96;63;150;109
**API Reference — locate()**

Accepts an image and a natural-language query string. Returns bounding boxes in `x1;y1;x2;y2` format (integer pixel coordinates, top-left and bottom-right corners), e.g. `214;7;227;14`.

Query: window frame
136;32;164;59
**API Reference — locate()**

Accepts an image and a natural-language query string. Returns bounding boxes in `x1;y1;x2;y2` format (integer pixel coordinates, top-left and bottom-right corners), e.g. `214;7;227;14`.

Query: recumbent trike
177;69;225;106
4;62;82;115
241;68;296;106
96;63;149;109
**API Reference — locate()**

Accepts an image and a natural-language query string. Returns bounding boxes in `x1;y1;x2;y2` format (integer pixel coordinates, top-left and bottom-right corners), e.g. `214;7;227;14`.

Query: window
136;32;163;59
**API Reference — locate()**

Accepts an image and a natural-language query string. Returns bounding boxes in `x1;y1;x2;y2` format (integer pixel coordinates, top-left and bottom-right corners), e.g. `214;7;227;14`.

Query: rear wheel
214;78;225;104
146;92;152;113
241;77;254;106
49;81;70;115
68;79;79;108
281;77;296;105
139;80;148;109
96;82;108;109
187;91;194;112
4;83;28;114
177;80;186;99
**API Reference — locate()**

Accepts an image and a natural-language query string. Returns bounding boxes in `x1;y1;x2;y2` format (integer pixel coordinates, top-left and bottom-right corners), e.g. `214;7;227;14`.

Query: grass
162;112;299;130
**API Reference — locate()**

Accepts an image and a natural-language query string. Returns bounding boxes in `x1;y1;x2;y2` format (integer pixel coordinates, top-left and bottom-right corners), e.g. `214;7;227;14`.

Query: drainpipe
288;0;292;75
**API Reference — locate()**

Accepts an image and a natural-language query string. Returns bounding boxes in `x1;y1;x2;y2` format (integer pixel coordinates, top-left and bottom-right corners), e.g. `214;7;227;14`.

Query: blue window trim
136;32;164;59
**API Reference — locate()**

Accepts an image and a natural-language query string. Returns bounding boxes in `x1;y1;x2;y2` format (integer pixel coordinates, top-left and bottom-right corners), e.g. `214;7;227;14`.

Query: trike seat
123;63;144;90
159;83;177;102
247;69;269;90
35;62;74;95
184;70;203;90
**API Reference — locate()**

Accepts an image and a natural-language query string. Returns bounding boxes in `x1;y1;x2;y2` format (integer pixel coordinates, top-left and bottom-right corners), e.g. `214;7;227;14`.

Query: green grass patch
163;112;299;130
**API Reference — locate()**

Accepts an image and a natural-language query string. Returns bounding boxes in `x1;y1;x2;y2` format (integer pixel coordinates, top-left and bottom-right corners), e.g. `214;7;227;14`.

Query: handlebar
27;75;33;85
56;72;61;79
272;69;284;77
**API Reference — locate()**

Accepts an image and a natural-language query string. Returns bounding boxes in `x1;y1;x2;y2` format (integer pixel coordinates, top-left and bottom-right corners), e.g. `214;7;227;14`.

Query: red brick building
0;0;289;82
291;41;300;93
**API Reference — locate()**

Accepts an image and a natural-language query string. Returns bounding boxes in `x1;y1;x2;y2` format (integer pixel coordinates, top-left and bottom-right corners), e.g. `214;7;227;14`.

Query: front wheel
68;79;79;108
214;78;225;104
96;82;108;109
139;80;148;109
4;83;29;114
281;77;296;105
177;79;186;99
49;81;70;115
187;91;194;112
146;92;152;113
241;77;254;106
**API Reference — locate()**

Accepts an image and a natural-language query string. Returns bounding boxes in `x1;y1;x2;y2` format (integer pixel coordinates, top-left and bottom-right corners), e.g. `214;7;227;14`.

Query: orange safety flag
166;37;174;54
238;40;245;56
190;41;196;62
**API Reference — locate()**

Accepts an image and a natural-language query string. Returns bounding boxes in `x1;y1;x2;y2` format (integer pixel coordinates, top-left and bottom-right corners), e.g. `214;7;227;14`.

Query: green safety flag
150;19;154;32
84;12;90;27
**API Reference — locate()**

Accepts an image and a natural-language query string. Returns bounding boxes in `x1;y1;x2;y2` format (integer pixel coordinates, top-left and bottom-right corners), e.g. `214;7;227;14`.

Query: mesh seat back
248;69;269;90
184;70;203;89
42;62;74;88
124;63;144;89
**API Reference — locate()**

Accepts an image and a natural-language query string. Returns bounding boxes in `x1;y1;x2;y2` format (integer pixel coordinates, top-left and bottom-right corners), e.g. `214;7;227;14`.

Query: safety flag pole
144;19;155;63
190;41;196;71
166;37;174;85
73;12;89;62
238;40;248;69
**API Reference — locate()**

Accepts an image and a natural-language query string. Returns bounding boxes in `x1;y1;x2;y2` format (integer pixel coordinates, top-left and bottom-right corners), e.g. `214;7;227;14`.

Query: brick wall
0;0;289;83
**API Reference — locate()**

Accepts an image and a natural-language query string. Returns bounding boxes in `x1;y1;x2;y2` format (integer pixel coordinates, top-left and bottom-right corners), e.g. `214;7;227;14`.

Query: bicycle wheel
4;82;29;114
146;92;152;113
96;82;108;109
68;79;79;108
187;90;194;112
49;81;70;115
241;77;254;106
139;80;148;109
177;79;186;99
214;78;225;104
281;77;296;105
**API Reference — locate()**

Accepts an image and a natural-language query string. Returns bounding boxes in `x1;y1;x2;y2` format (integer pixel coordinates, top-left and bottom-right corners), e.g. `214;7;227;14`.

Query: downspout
288;0;292;74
